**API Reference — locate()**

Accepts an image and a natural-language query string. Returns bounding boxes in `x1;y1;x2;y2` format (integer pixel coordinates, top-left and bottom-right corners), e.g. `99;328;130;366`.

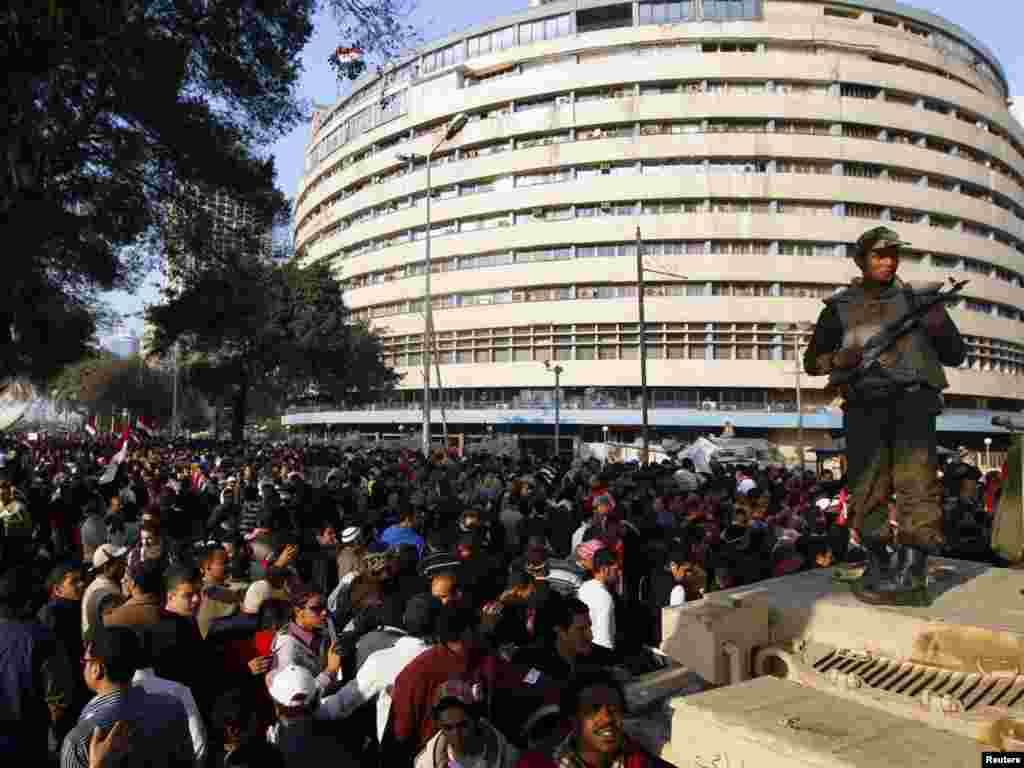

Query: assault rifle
833;277;968;384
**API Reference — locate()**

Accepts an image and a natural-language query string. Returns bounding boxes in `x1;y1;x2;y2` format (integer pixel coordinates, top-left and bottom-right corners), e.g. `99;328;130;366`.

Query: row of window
343;238;1024;293
298;109;1024;245
302;44;1018;210
313;0;1000;146
305;182;1024;276
375;323;1024;376
822;5;1003;96
348;277;1022;324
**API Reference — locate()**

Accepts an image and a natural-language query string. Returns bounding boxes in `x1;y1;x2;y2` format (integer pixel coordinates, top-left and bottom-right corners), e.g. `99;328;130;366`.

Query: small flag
85;416;97;437
335;46;364;64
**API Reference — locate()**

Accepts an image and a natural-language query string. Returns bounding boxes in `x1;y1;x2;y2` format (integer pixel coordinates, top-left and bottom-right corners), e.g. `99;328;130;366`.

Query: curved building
288;0;1024;452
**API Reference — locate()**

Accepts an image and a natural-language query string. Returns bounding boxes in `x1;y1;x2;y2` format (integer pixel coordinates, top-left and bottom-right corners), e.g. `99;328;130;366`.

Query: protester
415;679;520;768
62;626;193;768
0;427;1003;768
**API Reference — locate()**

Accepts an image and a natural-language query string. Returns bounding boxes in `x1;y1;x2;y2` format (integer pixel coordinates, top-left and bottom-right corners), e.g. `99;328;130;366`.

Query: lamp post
543;361;564;458
984;436;992;468
398;111;469;457
635;226;688;465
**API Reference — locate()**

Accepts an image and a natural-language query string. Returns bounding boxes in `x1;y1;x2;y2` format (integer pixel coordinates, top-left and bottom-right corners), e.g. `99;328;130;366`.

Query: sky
103;0;1024;341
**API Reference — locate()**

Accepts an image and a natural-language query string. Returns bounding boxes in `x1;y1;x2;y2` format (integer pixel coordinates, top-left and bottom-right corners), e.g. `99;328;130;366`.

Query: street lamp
777;322;815;472
543;361;564;458
398;111;469;457
984;436;992;467
635;227;687;465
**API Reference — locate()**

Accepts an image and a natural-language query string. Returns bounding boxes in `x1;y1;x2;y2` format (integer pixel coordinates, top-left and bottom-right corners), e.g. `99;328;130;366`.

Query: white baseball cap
340;526;362;545
268;664;317;707
92;543;129;570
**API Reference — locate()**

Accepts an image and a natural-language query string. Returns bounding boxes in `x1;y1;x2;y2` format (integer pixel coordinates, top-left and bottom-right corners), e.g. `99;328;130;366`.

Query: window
422;42;464;74
702;0;759;20
638;1;695;23
841;84;880;99
824;6;860;19
519;14;571;45
516;169;572;187
467;26;516;58
776;161;831;175
577;4;633;33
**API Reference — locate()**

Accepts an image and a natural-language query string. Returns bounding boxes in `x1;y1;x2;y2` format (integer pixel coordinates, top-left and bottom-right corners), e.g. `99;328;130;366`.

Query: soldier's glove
833;346;864;370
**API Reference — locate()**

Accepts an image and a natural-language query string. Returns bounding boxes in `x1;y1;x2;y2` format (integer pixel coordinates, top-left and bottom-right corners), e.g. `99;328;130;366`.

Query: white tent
679;437;719;474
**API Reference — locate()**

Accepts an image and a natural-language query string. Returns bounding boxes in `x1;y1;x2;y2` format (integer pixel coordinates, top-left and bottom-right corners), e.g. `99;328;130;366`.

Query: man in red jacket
515;672;673;768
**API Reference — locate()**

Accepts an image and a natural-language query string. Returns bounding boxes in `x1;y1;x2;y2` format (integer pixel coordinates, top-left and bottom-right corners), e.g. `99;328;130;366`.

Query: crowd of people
0;430;1007;767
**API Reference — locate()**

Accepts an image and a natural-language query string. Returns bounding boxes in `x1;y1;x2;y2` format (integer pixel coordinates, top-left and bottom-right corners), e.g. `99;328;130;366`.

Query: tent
679;437;719;474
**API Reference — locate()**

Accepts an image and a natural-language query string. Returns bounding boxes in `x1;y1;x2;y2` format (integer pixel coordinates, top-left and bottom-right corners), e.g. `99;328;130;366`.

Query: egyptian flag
85;415;97;437
334;46;364;64
136;415;157;437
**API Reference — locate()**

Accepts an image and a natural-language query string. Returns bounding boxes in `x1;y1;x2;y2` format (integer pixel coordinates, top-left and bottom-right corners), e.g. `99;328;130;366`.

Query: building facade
288;0;1024;449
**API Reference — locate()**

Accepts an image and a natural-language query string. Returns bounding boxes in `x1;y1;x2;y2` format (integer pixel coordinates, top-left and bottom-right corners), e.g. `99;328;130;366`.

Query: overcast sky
104;0;1024;339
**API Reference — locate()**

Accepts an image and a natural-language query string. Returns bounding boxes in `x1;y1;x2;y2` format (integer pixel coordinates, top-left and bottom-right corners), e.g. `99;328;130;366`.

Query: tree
323;0;420;81
146;251;398;442
48;353;191;428
3;0;316;385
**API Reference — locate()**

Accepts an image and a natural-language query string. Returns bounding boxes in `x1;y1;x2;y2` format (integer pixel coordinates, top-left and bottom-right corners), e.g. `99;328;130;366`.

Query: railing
285;402;1022;417
285;401;826;414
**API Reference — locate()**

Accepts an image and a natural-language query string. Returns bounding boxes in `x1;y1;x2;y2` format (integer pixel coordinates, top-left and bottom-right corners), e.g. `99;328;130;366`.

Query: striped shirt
61;685;192;768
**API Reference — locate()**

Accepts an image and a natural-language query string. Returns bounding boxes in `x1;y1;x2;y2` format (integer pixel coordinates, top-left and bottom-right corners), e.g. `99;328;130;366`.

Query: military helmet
852;226;910;261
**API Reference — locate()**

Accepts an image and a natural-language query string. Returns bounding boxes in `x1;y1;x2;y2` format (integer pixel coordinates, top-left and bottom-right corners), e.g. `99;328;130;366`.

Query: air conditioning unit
556;95;571;105
600;201;612;210
600;163;611;172
532;208;546;219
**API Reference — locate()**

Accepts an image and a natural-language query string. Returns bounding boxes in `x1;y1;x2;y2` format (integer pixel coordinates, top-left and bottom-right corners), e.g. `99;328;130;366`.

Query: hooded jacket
413;718;519;768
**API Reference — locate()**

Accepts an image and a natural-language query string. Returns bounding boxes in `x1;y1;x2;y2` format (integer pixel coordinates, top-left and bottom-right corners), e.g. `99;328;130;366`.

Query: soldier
803;227;966;605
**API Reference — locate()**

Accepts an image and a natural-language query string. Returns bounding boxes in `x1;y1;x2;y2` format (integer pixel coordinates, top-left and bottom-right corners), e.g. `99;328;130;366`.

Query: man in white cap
335;526;366;584
81;543;128;635
267;664;353;766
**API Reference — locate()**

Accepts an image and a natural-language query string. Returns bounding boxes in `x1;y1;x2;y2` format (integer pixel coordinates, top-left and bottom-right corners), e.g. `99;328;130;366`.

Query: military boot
849;532;897;594
852;546;930;607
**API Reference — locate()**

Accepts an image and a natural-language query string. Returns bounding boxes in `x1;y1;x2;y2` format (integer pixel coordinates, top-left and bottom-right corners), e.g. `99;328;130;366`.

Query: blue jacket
379;525;425;557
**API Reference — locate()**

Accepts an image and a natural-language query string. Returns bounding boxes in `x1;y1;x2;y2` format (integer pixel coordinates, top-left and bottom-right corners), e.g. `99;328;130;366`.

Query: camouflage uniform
804;277;965;550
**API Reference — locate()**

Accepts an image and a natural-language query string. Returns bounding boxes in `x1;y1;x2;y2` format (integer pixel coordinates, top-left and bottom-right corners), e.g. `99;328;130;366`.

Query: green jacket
804;277;966;400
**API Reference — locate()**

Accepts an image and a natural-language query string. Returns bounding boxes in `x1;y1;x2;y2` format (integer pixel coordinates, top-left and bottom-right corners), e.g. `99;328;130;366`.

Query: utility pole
171;342;180;439
795;330;804;474
397;112;468;457
634;227;688;465
544;361;563;458
636;226;649;464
